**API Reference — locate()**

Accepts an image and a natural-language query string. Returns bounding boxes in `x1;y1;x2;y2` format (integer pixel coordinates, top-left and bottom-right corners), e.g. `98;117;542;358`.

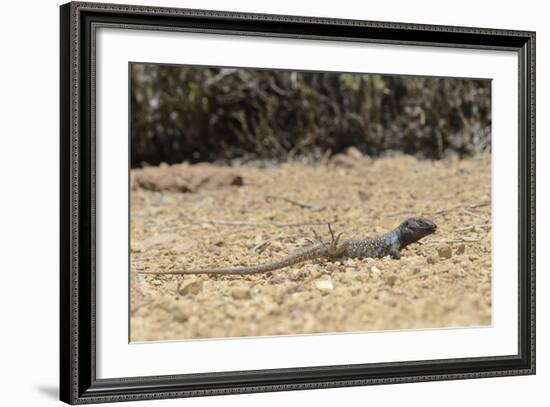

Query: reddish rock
133;163;243;193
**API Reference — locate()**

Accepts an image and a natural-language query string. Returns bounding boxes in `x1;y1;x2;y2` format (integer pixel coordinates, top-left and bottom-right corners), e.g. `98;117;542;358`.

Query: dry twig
384;201;490;218
265;195;324;211
452;223;491;232
170;217;331;228
423;237;481;245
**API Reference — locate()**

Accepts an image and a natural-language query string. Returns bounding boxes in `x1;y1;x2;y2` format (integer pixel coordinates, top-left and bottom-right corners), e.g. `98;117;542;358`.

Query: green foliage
130;64;491;167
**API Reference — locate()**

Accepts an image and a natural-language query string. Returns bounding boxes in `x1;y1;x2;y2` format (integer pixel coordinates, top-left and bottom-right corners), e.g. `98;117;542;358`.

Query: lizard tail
136;243;327;275
138;263;280;275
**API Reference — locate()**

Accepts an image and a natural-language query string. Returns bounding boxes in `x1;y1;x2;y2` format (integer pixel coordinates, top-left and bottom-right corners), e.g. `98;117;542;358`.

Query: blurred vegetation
130;64;491;167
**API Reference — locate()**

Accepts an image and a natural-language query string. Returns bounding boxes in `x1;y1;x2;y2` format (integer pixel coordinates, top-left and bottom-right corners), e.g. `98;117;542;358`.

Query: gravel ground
130;153;491;341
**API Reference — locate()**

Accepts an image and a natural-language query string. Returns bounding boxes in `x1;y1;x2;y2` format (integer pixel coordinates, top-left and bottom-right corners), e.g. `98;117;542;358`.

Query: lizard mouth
414;220;437;233
424;224;437;233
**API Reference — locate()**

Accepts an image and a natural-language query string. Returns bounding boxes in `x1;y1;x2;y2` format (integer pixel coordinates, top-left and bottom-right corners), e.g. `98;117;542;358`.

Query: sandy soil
130;153;492;341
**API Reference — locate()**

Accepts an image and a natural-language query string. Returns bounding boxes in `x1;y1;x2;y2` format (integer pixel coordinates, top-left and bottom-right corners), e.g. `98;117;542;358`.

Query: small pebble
270;274;286;285
331;153;356;168
288;270;307;281
315;278;334;295
166;280;179;294
357;191;370;201
437;246;453;259
455;244;466;255
427;255;438;265
370;266;382;275
346;146;364;160
377;291;397;307
385;275;398;287
231;286;251;300
178;279;203;296
173;303;193;322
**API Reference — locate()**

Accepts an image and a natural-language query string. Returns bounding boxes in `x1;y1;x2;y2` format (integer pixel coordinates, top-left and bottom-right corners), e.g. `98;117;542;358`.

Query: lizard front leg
310;223;345;258
326;223;345;257
389;243;401;260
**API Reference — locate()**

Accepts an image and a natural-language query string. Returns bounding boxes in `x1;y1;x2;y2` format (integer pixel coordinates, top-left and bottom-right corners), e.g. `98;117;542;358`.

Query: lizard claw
327;223;343;246
327;223;335;242
326;223;344;257
310;227;328;249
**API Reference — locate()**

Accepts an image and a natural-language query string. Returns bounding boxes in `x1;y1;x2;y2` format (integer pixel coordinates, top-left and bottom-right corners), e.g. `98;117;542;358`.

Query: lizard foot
309;227;328;249
309;223;344;257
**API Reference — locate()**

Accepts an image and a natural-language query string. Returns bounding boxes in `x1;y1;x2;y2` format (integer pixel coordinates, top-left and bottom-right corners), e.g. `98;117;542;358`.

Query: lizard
137;217;436;276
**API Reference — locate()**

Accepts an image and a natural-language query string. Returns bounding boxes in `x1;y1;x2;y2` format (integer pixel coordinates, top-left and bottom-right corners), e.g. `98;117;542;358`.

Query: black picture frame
60;1;536;404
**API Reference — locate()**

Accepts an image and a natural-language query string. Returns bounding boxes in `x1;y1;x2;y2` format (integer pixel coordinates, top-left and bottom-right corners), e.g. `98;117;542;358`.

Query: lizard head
398;217;437;248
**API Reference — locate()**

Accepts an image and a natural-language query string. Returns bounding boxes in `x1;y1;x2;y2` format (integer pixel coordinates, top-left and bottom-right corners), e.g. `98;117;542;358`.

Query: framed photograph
60;1;535;404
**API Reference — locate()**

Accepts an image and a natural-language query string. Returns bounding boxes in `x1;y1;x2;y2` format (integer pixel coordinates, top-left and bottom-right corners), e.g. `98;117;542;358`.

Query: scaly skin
137;217;437;276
